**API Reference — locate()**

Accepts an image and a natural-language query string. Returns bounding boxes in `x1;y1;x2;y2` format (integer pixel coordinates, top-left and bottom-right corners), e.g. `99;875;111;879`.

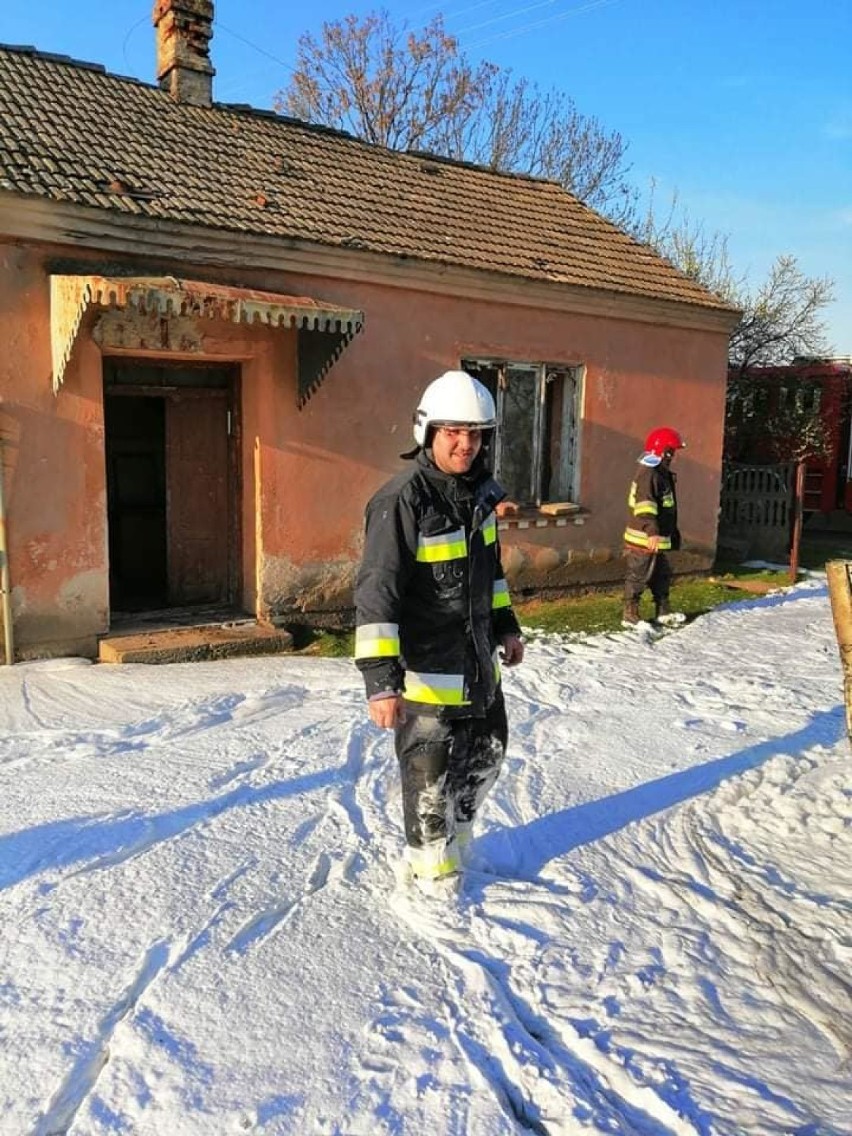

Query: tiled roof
0;45;731;312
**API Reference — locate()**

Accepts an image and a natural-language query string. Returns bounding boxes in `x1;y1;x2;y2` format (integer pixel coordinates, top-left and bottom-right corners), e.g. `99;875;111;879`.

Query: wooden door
165;392;230;605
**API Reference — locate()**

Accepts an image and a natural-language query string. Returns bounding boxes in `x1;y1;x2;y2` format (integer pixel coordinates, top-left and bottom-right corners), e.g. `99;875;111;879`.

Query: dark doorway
104;362;240;615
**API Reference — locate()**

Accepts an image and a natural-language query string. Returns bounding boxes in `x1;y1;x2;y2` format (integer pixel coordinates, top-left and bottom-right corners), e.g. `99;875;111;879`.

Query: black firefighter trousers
394;695;508;865
624;550;672;606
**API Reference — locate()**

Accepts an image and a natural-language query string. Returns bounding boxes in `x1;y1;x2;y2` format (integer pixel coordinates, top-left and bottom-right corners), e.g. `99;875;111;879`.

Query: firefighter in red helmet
623;426;686;627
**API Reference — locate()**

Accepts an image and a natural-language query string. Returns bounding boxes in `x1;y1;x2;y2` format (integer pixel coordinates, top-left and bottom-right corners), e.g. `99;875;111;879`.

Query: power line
406;0;508;22
209;20;298;103
459;0;566;38
121;13;148;73
463;0;625;51
213;21;296;78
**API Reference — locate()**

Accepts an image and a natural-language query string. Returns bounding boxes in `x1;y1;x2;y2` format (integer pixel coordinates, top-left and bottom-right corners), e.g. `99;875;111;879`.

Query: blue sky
3;0;849;351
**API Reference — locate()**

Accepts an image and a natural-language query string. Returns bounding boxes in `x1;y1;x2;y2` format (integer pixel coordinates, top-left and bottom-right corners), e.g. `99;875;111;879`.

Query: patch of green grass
298;560;809;656
516;565;794;638
283;623;354;657
302;629;355;657
318;630;356;657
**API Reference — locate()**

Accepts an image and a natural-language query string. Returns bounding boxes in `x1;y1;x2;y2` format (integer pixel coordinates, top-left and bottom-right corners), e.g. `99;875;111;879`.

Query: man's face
431;426;483;475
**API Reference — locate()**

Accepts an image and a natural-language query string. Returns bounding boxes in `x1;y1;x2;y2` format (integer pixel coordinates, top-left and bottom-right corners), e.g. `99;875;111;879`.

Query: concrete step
98;622;293;664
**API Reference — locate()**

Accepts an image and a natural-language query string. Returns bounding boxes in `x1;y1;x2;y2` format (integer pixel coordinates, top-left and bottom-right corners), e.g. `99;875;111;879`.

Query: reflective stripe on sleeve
416;527;467;562
624;527;672;550
482;515;497;546
354;622;400;659
403;670;469;706
492;578;511;610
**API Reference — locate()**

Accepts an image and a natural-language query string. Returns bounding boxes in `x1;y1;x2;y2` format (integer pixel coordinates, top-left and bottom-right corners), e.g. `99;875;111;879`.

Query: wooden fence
717;462;795;560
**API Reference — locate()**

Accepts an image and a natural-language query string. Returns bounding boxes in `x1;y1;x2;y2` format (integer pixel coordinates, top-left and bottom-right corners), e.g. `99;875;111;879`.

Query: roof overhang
1;199;740;335
50;274;364;405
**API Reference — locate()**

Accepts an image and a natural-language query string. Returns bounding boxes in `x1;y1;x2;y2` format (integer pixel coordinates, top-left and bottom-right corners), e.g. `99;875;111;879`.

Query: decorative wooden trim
48;271;362;396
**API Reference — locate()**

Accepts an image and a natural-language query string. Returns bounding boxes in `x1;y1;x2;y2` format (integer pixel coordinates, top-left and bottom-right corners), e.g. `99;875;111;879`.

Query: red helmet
644;426;685;457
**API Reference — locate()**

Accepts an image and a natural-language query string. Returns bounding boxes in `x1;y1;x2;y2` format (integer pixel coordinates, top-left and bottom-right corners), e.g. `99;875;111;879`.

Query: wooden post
826;560;852;743
0;444;13;665
254;437;268;625
789;459;806;584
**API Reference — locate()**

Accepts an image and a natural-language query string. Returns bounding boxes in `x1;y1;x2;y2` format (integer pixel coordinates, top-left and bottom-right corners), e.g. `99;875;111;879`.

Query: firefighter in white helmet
354;370;524;894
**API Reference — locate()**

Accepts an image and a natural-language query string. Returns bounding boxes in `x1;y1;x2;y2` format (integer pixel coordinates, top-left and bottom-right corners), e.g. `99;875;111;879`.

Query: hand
500;634;524;667
368;695;406;729
646;534;661;553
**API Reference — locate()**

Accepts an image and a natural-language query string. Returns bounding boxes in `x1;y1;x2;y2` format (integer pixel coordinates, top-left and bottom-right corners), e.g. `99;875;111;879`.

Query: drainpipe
0;446;13;664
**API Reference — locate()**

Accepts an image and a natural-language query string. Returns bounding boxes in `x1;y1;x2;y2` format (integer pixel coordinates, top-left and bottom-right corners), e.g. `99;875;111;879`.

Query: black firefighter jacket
624;456;681;553
354;450;521;719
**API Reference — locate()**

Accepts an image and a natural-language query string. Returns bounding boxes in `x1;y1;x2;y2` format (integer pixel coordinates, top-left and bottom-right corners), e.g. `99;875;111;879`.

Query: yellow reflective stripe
624;528;671;550
624;526;650;544
354;622;400;659
416;527;467;562
661;493;675;507
482;515;497;546
492;648;502;683
492;578;511;610
407;844;460;879
633;501;658;516
404;670;469;706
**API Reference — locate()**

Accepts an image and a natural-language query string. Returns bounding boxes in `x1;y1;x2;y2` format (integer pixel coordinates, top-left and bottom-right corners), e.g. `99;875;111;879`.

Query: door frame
102;359;243;613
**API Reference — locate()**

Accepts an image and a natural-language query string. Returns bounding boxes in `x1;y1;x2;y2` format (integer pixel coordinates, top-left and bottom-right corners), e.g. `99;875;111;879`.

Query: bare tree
723;257;835;463
276;10;637;225
728;255;835;375
634;184;742;302
638;191;836;462
637;189;835;370
724;370;830;463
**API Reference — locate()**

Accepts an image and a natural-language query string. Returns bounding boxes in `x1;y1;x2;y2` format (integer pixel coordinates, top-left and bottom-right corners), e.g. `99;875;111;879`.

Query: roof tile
0;44;731;311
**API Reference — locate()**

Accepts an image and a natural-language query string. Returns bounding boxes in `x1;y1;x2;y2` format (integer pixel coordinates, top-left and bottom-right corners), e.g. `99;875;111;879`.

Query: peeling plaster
596;371;617;408
12;570;107;652
260;553;356;613
94;310;204;354
58;570;108;620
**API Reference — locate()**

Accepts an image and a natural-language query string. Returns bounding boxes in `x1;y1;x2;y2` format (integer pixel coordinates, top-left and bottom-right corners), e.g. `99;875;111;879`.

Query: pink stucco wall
262;275;729;605
0;242;730;656
0;246;111;654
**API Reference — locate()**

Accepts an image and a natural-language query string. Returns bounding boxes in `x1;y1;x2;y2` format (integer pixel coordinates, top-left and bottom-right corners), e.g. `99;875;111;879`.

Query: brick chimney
153;0;215;107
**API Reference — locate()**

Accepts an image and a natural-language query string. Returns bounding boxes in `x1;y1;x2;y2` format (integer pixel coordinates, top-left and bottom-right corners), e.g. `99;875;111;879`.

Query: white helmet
413;370;497;446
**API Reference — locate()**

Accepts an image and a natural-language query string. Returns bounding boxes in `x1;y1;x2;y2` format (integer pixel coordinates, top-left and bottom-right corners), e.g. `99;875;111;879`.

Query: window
462;359;582;507
798;382;821;414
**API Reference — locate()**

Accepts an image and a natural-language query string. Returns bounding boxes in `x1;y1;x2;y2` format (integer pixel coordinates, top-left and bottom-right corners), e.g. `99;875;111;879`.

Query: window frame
462;357;582;508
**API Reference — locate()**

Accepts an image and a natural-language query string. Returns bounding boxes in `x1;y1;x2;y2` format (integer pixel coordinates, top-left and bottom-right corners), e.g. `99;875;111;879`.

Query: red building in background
729;358;852;517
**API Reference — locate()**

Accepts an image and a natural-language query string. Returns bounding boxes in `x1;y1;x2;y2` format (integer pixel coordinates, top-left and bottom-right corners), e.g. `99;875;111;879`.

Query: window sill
496;502;586;529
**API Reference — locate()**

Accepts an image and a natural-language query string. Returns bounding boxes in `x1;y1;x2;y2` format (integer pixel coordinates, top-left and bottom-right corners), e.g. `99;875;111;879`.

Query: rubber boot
655;597;685;627
622;598;640;627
